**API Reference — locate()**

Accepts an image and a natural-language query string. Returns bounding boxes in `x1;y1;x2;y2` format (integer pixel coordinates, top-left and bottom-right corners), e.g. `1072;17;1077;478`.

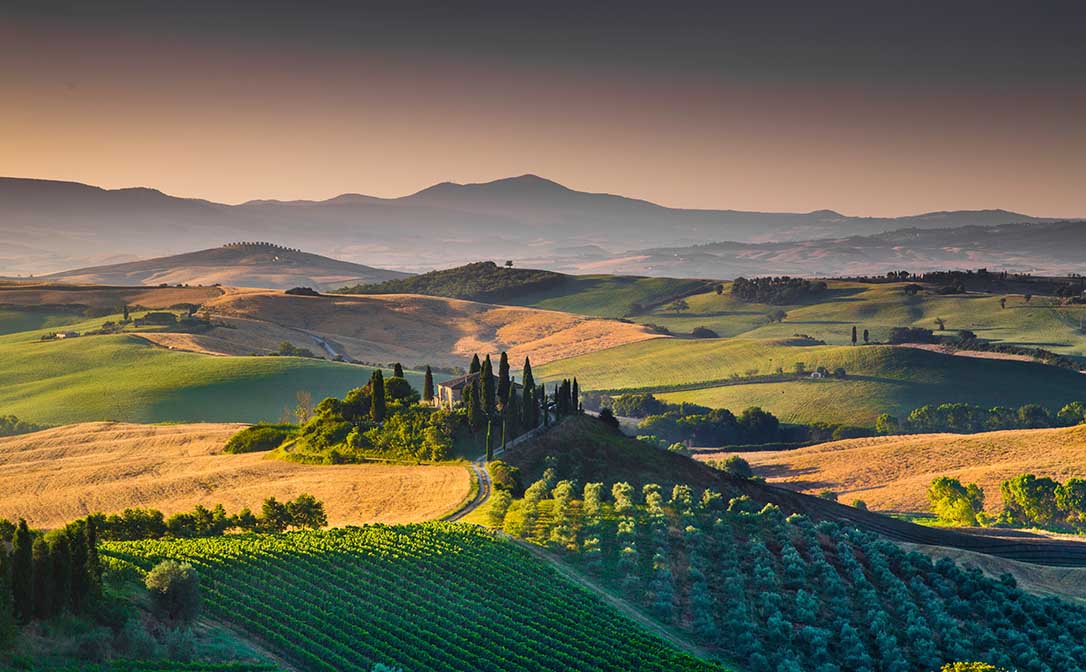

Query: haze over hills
39;243;410;291
0;174;1061;277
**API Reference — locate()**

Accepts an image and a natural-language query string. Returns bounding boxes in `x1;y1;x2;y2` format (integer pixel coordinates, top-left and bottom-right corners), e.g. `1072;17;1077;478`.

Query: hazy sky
2;1;1084;216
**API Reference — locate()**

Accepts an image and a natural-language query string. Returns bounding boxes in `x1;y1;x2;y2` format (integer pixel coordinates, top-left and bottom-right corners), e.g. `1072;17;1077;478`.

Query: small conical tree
122;304;130;322
481;356;496;413
521;357;536;426
501;412;508;453
12;519;34;623
497;351;511;405
370;370;386;422
506;383;520;438
863;328;869;344
465;381;482;431
422;366;435;404
32;537;52;620
393;362;404;378
851;326;857;345
469;354;481;374
572;378;579;412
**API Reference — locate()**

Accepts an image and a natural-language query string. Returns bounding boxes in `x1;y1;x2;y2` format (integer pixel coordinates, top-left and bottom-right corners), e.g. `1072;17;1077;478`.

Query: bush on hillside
888;326;936;343
690;326;720;338
224;424;296;454
145;560;202;624
285;286;321;296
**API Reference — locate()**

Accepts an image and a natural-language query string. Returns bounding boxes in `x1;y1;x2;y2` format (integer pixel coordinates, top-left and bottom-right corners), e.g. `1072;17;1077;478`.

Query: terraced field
104;524;722;672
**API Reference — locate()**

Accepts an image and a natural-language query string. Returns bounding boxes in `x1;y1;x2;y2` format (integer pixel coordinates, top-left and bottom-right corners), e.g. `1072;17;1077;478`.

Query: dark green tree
521;357;536;427
485;419;493;462
0;541;14;647
422;366;435;404
540;384;549;427
572;378;579;412
68;522;88;612
863;328;870;343
481;356;496;413
465;380;483;431
32;537;52;620
469;354;481;374
851;325;857;345
497;351;511;405
49;532;72;616
122;304;130;321
392;362;404;378
370;370;386;422
85;517;102;601
11;519;33;623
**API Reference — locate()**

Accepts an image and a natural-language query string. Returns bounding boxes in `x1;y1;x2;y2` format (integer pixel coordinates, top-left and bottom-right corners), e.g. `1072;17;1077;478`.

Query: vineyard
102;523;721;672
494;480;1086;672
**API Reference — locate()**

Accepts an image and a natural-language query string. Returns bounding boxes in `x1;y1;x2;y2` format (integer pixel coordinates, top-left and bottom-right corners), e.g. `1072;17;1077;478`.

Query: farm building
434;372;520;409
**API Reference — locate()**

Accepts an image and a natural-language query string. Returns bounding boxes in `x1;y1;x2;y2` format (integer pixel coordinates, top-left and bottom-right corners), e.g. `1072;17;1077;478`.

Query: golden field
0;422;471;528
698;425;1086;513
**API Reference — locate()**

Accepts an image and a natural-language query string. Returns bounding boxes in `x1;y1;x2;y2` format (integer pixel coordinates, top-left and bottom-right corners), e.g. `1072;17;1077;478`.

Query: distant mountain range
37;243;409;290
0;174;1065;277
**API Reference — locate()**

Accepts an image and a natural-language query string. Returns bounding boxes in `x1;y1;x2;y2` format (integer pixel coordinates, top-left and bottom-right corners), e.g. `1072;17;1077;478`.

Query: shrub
690;326;720;338
224;424;296;454
145;560;202;624
714;455;753;479
285;287;321;296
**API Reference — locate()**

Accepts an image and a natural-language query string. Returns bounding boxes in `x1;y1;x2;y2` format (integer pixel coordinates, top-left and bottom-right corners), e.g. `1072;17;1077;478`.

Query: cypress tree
572;378;579;412
392;362;404;378
851;325;857;345
506;385;520;438
863;328;869;344
11;519;33;623
370;370;386;422
0;541;14;647
69;522;88;613
50;532;72;615
422;366;435;403
501;412;508;452
469;354;481;374
521;357;536;426
540;384;549;427
481;356;496;413
32;537;51;620
485;419;493;462
497;351;511;404
85;517;101;601
465;380;482;431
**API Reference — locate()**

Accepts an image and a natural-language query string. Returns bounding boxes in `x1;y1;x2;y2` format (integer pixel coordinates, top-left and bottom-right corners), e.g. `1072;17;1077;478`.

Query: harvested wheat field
699;425;1086;513
0;282;223;310
166;289;662;367
0;422;471;528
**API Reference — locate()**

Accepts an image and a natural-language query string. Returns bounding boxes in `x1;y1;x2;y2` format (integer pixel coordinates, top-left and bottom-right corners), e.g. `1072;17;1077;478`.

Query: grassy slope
0;308;84;335
625;280;1086;350
508;274;711;318
0;316;415;424
537;339;1086;425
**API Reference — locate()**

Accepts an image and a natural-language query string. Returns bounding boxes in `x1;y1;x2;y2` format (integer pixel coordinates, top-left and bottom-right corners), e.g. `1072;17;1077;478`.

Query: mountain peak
406;174;573;201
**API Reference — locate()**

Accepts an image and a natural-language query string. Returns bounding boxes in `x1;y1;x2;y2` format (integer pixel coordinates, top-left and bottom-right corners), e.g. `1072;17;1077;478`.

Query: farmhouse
434;371;520;409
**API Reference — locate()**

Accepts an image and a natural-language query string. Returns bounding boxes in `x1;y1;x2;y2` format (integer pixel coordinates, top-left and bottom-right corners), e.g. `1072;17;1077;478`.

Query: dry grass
175;290;662;367
697;425;1086;513
0;422;471;528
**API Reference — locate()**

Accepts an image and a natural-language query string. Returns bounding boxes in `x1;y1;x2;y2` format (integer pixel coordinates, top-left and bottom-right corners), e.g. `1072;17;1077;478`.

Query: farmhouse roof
438;371;521;391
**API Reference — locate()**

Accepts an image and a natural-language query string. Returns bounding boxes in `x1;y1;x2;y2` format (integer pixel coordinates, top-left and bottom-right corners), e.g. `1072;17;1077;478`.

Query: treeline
928;474;1086;531
0;414;43;438
337;261;566;302
731;276;827;305
0;517;103;638
603;393;869;448
878;401;1086;435
87;495;327;541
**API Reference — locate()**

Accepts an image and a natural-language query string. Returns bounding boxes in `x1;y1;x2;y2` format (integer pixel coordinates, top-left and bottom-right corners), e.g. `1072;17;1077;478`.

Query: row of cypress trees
1;517;103;644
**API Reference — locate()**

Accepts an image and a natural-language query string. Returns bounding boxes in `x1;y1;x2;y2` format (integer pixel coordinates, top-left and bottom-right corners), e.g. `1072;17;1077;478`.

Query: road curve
445;460;492;522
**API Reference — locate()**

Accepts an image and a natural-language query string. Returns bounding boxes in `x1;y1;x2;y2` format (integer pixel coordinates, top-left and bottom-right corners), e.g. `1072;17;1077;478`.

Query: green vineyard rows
102;523;721;672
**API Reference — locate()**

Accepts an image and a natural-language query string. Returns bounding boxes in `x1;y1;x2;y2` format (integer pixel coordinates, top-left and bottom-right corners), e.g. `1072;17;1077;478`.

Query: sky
1;1;1084;216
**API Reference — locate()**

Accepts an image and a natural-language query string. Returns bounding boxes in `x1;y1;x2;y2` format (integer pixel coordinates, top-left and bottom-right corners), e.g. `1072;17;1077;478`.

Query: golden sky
1;3;1083;217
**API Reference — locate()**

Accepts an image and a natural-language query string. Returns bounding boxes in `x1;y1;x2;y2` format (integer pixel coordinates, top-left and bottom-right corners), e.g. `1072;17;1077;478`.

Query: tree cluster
339;261;565;302
878;401;1082;436
928;474;1086;531
731;276;827;305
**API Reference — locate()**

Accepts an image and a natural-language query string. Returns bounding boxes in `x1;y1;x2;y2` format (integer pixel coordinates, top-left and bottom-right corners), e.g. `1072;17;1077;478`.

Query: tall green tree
481;356;496;413
68;522;88;612
485;419;493;462
0;540;14;647
571;378;579;412
392;362;404;378
465;380;483;431
497;352;511;405
50;532;72;616
11;520;33;623
469;354;481;374
32;537;52;620
370;370;386;422
521;357;536;427
863;328;869;343
851;325;857;345
85;517;102;601
540;384;549;427
422;366;435;404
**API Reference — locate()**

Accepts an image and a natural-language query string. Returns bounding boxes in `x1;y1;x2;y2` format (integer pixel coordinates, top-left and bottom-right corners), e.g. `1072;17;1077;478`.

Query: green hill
338;260;567;302
536;339;1086;425
104;524;720;671
0;316;410;424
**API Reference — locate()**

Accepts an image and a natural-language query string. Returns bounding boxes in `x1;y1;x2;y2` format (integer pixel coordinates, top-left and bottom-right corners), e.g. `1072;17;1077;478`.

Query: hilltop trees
731;276;827;304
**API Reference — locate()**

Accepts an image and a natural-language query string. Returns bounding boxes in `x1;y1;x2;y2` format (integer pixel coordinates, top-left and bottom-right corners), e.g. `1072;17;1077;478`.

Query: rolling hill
0;174;1059;277
41;243;410;291
536;339;1086;425
713;425;1086;513
0;422;471;528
